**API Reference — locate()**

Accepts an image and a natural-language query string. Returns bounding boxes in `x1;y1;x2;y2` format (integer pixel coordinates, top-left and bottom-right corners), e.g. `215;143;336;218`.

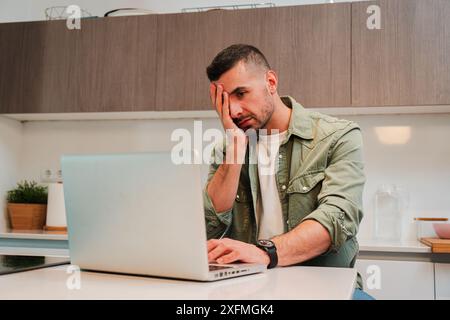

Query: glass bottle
374;184;408;240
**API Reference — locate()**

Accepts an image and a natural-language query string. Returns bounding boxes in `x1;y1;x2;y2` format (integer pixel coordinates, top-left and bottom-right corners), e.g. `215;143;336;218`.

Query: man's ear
266;70;278;94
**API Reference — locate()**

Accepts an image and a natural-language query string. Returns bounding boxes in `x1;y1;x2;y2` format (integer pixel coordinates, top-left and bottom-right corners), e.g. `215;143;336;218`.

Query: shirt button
278;154;283;159
281;185;287;190
302;186;308;191
286;220;290;225
236;194;240;200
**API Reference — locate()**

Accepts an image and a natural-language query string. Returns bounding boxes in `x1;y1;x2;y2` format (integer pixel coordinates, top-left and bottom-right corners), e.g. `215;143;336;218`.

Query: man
203;44;369;298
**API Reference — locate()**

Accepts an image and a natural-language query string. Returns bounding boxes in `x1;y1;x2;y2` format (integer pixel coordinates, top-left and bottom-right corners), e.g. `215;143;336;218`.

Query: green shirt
203;96;366;289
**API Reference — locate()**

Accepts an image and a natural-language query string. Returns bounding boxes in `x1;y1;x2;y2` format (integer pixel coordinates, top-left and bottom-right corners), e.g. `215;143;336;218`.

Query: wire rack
45;6;93;20
181;3;276;13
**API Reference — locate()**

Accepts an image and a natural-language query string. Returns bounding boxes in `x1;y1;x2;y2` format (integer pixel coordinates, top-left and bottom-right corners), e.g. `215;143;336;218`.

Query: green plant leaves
6;180;48;204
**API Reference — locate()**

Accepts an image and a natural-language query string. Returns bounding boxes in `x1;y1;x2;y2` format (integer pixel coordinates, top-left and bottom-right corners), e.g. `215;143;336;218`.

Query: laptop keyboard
209;265;232;271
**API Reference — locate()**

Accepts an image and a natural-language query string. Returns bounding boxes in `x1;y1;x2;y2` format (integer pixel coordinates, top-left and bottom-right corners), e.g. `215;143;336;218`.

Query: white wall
0;0;369;22
17;117;221;184
345;113;450;241
6;111;450;241
0;116;23;232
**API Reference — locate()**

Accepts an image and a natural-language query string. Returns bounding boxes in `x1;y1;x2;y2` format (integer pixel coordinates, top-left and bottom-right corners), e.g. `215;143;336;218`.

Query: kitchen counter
0;265;357;300
0;229;68;241
358;238;431;253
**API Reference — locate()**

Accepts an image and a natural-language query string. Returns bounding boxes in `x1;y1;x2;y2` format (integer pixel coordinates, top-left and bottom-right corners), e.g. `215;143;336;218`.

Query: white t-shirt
256;130;287;239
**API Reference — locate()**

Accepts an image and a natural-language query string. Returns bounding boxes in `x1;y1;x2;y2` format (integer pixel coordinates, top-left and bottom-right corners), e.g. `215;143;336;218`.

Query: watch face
258;239;274;248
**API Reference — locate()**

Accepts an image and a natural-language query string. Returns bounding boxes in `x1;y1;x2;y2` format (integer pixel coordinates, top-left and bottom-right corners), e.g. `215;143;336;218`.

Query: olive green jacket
203;96;366;289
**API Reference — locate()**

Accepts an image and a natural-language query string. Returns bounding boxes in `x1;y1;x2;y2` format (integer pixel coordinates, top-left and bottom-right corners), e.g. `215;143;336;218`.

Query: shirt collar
281;96;314;140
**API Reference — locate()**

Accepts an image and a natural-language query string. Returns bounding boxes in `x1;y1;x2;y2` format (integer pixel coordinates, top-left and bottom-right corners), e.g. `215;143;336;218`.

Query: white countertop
358;238;431;253
0;265;357;300
0;229;68;241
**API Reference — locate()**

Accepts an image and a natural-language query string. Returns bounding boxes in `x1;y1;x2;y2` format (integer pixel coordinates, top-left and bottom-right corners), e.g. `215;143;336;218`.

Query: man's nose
229;102;243;120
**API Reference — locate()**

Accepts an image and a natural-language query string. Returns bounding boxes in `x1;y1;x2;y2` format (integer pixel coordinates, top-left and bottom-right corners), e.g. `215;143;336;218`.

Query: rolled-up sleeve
203;145;233;239
302;125;365;253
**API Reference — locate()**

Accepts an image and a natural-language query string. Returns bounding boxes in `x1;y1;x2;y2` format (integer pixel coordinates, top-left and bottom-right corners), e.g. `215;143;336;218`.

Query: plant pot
7;203;47;230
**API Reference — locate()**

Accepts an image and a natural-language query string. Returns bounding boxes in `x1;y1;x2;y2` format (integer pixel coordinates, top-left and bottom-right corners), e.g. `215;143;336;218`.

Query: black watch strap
257;239;278;269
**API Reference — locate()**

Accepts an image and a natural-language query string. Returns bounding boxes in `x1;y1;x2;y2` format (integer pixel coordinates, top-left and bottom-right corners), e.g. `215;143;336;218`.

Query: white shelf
0;229;68;241
358;238;431;253
3;105;450;122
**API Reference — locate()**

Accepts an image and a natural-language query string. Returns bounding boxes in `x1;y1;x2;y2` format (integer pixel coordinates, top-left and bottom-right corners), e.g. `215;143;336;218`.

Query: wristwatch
256;239;278;269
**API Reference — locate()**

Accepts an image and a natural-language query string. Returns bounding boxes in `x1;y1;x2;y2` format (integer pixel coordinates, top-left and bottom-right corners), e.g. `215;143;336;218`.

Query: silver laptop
61;152;266;281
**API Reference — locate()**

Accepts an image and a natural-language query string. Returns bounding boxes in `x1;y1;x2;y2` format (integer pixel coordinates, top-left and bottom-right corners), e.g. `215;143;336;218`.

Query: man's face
214;61;275;131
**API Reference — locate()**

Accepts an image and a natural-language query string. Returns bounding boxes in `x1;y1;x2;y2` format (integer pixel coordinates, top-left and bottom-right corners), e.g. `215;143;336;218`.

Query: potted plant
6;180;48;230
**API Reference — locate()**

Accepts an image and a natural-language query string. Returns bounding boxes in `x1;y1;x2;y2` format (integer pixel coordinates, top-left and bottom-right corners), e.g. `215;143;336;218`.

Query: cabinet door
356;259;435;300
435;263;450;300
155;4;351;110
0;22;26;113
0;20;79;113
154;10;226;111
76;15;158;112
0;16;158;114
352;0;450;106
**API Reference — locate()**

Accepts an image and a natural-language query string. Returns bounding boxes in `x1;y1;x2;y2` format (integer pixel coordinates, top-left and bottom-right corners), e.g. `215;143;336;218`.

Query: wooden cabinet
222;4;351;108
0;4;350;114
155;4;351;110
352;0;450;106
75;16;158;112
0;20;80;113
0;22;24;113
0;16;158;114
154;11;225;111
2;0;450;114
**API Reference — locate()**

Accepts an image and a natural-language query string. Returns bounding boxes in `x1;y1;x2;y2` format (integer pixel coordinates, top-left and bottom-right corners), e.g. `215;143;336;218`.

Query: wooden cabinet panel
155;4;351;110
0;16;157;114
0;22;26;113
221;4;351;108
352;0;450;106
77;16;157;112
154;11;226;111
0;20;79;113
40;20;79;113
1;4;350;113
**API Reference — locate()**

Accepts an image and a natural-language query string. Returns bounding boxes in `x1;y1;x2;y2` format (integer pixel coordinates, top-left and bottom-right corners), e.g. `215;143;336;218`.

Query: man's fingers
215;84;223;117
207;239;219;251
222;91;230;121
208;243;230;262
217;251;240;264
209;83;216;106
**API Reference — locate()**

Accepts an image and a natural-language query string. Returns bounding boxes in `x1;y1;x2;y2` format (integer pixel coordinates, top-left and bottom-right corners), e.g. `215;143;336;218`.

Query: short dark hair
206;44;271;81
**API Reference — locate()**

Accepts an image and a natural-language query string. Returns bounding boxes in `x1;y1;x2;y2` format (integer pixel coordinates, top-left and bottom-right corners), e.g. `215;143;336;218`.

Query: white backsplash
0;116;23;230
1;111;450;239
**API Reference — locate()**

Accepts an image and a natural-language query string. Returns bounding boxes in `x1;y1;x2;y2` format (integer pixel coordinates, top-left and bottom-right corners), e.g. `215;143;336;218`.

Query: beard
234;90;275;132
255;91;275;131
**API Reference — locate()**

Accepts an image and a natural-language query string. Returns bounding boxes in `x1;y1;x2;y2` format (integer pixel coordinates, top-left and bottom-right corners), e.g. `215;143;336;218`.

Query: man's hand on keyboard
207;238;270;266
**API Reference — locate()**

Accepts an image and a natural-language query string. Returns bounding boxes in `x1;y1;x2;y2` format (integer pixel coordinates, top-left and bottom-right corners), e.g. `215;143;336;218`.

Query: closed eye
236;91;246;99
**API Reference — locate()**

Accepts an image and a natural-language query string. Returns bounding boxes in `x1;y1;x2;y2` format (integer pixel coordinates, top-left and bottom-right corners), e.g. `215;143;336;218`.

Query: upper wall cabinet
75;16;158;112
352;0;450;107
0;20;73;113
0;3;351;114
155;4;351;110
0;16;158;113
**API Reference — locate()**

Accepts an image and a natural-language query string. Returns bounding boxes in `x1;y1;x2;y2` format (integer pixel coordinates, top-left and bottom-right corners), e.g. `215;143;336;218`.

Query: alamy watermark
170;121;282;176
367;5;381;30
66;264;81;290
66;5;81;30
366;264;381;290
